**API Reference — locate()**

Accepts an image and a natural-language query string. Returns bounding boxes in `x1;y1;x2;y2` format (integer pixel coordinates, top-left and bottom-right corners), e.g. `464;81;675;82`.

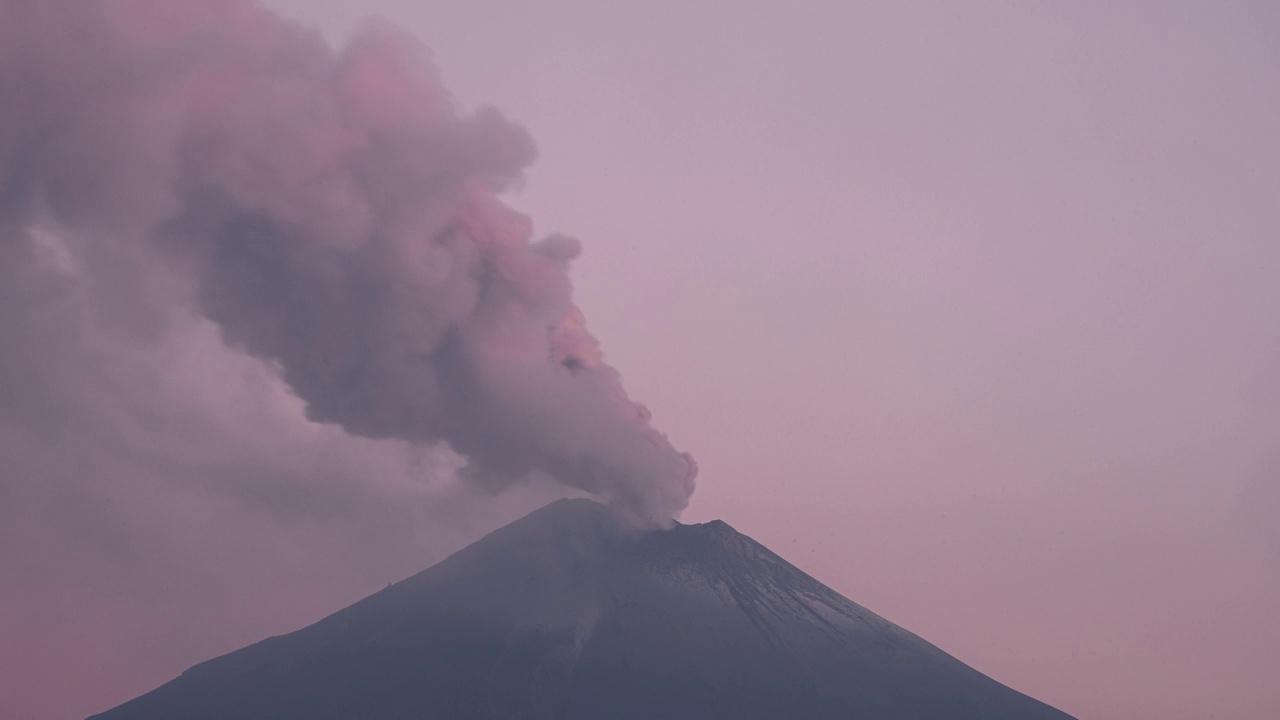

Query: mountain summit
90;499;1075;719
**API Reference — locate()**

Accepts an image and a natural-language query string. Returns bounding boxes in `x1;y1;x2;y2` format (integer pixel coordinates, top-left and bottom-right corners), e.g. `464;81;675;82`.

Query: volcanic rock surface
90;498;1075;719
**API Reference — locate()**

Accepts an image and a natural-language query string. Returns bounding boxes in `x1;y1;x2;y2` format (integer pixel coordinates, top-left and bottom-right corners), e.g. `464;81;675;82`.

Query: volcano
89;499;1074;719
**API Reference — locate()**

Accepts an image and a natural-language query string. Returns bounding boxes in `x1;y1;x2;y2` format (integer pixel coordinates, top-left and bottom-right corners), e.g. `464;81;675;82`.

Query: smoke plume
0;0;696;524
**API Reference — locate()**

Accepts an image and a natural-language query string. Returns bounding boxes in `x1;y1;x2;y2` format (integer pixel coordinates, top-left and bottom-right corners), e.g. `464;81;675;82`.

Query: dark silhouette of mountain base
90;499;1075;719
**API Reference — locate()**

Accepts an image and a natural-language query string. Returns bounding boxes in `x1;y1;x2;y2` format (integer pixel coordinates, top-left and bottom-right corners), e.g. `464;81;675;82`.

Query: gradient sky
267;2;1280;717
4;2;1278;719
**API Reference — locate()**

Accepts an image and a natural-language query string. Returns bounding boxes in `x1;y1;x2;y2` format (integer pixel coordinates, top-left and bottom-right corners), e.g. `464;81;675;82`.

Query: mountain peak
529;496;620;521
91;499;1075;720
493;496;635;542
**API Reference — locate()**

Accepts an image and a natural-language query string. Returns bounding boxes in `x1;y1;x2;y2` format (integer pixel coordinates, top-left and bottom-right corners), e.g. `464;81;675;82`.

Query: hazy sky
4;2;1278;719
267;2;1280;717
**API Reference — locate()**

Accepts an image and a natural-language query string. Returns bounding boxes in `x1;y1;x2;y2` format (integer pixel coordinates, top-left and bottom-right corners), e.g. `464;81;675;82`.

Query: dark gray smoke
0;0;696;524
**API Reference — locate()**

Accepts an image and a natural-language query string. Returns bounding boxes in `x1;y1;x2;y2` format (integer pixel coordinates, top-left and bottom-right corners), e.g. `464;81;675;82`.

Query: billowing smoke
0;0;696;524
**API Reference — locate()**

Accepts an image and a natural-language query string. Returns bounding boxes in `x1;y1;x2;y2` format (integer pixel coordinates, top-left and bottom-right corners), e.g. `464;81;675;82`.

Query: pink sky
270;3;1277;718
3;2;1277;719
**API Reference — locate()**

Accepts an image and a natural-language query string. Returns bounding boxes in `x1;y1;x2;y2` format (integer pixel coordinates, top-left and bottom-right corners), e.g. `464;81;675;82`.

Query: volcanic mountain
90;499;1074;719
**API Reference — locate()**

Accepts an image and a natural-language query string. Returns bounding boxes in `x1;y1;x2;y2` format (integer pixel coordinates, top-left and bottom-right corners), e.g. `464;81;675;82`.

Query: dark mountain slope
91;498;1074;720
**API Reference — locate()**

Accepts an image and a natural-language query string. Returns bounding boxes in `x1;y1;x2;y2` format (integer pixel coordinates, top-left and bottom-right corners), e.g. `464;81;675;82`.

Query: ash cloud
0;0;696;524
0;2;694;716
